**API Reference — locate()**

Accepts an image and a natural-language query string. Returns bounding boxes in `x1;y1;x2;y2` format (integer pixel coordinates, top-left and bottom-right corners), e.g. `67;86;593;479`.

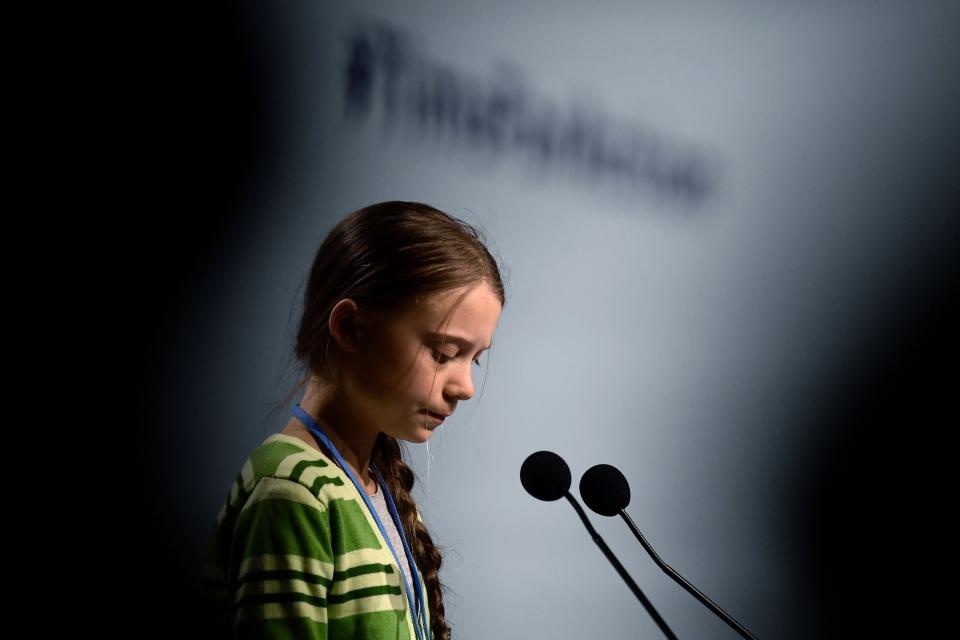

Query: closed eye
432;349;483;367
432;349;454;364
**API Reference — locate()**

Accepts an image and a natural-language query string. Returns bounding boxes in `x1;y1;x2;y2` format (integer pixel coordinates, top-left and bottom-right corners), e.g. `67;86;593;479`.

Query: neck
283;378;380;492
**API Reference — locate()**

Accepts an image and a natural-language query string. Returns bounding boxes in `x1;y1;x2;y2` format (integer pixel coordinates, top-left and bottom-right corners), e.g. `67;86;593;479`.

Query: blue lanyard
291;404;429;640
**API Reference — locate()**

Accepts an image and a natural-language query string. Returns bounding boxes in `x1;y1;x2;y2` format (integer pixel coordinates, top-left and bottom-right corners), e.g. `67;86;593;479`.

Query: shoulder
249;433;337;481
228;433;353;515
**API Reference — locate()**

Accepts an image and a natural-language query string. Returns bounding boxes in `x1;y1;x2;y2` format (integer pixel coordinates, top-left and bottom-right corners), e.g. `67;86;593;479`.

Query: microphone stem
563;493;679;640
619;510;759;640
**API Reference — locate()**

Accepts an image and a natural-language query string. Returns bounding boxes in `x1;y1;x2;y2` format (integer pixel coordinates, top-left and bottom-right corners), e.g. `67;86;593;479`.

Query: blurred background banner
116;1;956;637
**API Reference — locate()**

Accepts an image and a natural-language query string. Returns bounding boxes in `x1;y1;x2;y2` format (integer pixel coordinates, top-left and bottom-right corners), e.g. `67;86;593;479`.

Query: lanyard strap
291;404;429;640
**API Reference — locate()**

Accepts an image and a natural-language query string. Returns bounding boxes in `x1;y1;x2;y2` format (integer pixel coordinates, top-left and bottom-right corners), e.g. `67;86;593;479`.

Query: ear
328;298;372;353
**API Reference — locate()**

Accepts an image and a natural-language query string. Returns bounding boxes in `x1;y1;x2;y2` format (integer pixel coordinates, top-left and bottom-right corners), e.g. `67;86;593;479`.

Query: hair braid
373;433;450;640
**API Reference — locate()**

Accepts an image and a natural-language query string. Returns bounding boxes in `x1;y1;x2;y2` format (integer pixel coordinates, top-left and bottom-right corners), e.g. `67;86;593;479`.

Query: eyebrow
427;331;492;352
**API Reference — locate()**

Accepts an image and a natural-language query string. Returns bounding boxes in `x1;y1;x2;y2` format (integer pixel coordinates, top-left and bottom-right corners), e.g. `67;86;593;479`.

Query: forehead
401;283;501;345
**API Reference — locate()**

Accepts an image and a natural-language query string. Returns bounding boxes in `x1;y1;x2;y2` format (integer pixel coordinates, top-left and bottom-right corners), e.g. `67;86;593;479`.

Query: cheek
359;333;406;378
417;361;444;396
376;345;433;395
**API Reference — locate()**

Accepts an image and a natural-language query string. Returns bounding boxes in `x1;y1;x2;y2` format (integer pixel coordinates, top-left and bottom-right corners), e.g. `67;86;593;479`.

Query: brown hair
280;201;505;640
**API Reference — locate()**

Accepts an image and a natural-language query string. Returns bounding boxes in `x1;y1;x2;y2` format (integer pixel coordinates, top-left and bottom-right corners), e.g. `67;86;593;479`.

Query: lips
423;410;448;424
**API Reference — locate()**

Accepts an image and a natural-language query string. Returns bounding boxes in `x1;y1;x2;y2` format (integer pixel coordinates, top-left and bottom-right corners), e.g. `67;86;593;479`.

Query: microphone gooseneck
521;452;678;640
580;463;760;640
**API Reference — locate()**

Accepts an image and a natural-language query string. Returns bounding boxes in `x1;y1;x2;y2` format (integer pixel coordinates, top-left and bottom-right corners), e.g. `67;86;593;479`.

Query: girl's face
349;281;502;443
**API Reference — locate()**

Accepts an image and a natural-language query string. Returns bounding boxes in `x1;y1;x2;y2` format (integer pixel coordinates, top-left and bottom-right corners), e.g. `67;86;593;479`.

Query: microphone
519;450;571;501
580;464;760;640
520;452;678;640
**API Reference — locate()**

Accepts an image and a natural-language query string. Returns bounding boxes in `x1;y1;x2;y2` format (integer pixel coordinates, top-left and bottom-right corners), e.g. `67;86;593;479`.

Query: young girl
203;201;505;639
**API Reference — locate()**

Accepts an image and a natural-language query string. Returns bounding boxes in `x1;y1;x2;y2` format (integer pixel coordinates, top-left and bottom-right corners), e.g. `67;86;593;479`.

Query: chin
401;424;436;444
409;428;435;443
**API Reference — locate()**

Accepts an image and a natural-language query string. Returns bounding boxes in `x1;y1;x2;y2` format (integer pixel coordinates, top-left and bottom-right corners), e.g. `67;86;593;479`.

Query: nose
444;360;475;403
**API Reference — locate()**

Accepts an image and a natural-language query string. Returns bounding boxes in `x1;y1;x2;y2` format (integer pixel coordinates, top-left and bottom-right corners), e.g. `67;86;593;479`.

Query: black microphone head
579;463;631;516
520;451;571;501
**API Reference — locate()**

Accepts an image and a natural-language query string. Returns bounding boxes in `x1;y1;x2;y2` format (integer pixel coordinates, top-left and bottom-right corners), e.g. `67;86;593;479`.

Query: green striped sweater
202;433;433;639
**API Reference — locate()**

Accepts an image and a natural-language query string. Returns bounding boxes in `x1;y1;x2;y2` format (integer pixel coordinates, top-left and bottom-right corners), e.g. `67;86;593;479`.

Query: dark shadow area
791;205;957;637
75;2;287;637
